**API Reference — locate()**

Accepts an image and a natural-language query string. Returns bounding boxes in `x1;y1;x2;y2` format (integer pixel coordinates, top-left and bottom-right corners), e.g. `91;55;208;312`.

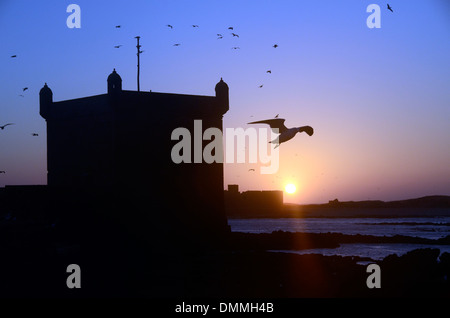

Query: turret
107;68;122;94
39;83;53;119
215;78;229;114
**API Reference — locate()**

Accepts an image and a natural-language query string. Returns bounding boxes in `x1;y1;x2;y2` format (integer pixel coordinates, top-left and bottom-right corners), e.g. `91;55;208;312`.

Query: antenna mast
135;36;141;91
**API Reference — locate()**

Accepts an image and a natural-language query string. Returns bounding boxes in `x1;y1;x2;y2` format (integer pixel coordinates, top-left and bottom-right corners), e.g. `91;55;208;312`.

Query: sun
285;183;296;194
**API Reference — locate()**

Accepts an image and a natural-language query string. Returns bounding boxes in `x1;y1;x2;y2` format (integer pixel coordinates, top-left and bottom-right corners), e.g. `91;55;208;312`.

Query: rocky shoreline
1;215;450;298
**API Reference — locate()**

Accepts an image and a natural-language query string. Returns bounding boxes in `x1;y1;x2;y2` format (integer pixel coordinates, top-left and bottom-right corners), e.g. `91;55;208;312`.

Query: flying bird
387;4;393;12
228;27;233;30
273;44;278;48
192;25;199;28
275;114;279;118
31;133;39;136
248;169;255;172
167;24;173;29
259;85;264;88
114;45;122;48
23;87;28;91
231;47;240;49
217;36;223;39
115;25;121;28
173;43;181;46
11;55;17;58
266;70;272;74
0;123;14;130
231;33;239;38
217;34;222;37
248;118;313;148
0;171;5;174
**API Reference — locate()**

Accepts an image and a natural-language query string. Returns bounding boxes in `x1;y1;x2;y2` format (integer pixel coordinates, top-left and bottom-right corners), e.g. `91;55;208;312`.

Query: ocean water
228;217;450;240
228;217;450;260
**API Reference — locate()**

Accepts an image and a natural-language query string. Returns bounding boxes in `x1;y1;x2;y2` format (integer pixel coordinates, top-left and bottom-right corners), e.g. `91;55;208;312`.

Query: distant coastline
227;195;450;218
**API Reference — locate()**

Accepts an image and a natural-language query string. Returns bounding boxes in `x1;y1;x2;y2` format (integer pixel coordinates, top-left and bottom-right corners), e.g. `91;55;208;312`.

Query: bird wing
248;119;288;134
298;125;314;136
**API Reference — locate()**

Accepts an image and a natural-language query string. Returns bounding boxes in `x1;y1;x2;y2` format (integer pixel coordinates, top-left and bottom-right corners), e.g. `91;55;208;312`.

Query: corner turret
107;68;122;94
215;78;229;114
39;83;53;119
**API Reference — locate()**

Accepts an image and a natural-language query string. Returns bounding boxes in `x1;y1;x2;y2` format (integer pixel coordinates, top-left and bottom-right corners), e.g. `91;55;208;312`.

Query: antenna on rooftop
135;36;141;91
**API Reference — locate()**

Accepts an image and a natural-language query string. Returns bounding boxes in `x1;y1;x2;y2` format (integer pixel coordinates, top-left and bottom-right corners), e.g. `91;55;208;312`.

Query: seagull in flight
387;4;393;12
217;34;222;37
217;36;223;39
231;33;239;38
115;25;121;28
192;25;199;28
259;84;264;88
23;87;28;91
114;45;122;48
11;55;17;58
31;133;39;136
231;47;240;49
267;70;272;74
228;27;233;30
167;24;173;29
0;123;14;130
173;43;181;46
248;118;313;148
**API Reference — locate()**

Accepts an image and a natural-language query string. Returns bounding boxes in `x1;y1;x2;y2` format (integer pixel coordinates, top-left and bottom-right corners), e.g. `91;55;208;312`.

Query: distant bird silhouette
275;114;279;118
231;47;240;49
217;34;222;37
267;70;272;74
114;45;122;48
217;36;223;39
228;27;233;30
231;33;239;38
167;24;173;29
23;87;28;91
192;25;199;28
0;123;14;130
248;169;255;172
115;25;121;28
248;118;313;148
11;55;17;58
259;85;263;88
173;43;181;46
31;133;39;136
273;44;278;48
0;171;5;174
387;4;393;12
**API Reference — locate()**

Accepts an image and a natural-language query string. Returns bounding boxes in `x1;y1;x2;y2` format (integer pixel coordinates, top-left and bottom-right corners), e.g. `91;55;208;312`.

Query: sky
0;0;449;204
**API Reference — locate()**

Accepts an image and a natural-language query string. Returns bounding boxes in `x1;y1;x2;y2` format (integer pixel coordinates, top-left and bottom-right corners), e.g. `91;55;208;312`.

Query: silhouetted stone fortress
38;70;230;244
